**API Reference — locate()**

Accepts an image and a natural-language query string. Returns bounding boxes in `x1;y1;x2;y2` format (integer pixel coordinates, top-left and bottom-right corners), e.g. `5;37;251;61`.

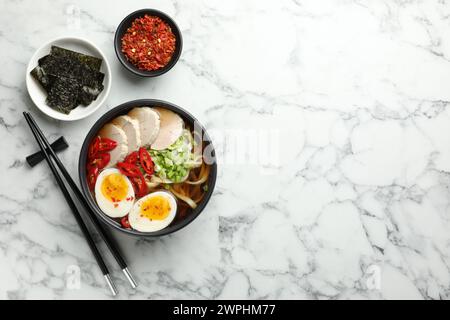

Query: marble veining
0;0;449;299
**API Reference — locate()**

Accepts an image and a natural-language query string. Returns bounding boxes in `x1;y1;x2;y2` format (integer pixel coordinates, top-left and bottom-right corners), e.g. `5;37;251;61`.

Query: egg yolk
101;173;129;203
140;195;171;220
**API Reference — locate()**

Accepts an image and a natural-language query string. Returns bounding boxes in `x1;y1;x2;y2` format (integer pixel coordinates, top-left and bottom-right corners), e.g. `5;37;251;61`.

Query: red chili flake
114;203;119;208
121;15;176;71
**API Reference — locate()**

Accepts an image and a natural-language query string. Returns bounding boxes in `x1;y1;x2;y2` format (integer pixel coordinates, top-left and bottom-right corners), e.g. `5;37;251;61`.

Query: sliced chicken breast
98;123;128;168
112;115;141;152
151;107;184;150
127;107;160;146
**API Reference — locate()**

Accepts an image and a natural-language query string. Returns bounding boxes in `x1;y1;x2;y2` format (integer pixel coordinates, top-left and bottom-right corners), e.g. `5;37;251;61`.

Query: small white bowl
26;36;111;121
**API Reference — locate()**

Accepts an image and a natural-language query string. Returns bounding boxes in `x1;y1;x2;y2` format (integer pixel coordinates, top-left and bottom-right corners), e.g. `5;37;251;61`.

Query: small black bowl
78;99;217;237
114;9;183;77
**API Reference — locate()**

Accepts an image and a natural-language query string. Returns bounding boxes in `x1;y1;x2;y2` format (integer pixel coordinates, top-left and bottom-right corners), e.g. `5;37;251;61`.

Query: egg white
95;168;135;218
128;191;177;232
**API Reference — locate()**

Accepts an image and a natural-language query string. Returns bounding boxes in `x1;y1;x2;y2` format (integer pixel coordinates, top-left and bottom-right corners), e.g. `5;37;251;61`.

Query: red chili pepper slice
120;216;131;229
130;174;148;198
88;137;116;161
90;152;110;170
88;136;101;160
124;151;139;164
117;162;141;177
87;166;99;191
98;137;118;152
139;147;154;175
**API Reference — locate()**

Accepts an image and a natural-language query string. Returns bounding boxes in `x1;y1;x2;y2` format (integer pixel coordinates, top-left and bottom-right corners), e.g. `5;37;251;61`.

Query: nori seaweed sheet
41;55;104;104
50;46;102;71
78;84;104;106
29;46;104;114
46;76;82;114
30;65;53;90
39;55;103;85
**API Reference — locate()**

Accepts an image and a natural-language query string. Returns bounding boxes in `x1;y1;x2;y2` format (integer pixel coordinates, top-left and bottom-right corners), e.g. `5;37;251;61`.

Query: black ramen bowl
114;9;183;77
78;99;217;237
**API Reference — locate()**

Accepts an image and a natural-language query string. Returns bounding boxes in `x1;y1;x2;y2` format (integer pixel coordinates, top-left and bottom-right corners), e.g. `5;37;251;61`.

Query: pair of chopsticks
23;112;137;296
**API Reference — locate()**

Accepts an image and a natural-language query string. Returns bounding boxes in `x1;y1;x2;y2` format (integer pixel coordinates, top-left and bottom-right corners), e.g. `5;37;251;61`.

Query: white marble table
0;0;449;300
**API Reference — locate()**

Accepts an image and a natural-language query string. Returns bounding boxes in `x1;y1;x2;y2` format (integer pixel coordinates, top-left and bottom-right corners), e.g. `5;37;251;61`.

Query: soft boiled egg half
128;191;177;232
95;168;135;218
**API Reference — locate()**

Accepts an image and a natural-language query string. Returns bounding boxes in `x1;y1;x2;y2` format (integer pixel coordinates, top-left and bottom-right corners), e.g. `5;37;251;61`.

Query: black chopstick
25;112;137;288
23;112;118;296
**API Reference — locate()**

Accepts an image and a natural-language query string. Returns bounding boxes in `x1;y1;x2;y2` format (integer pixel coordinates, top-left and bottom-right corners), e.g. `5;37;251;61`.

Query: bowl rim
114;8;183;77
78;99;217;237
25;36;112;121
